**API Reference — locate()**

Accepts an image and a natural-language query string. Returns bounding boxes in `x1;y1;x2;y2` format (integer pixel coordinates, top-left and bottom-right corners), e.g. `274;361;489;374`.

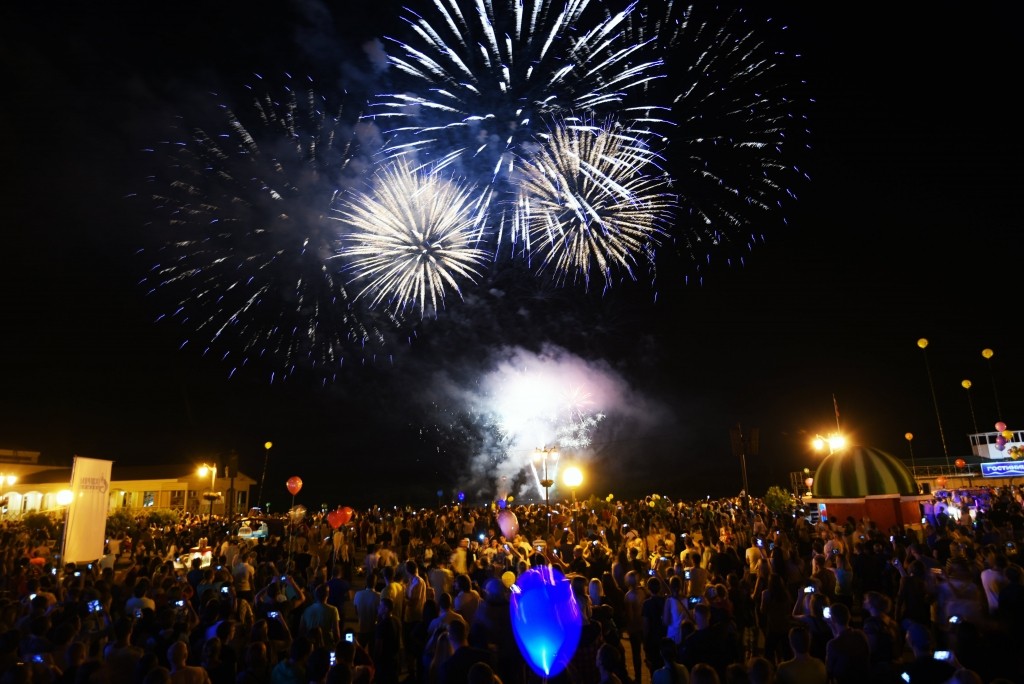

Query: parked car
237;520;270;540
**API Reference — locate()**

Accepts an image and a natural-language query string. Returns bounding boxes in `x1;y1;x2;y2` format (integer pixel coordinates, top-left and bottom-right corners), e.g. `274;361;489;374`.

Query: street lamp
198;464;218;542
812;433;846;455
562;466;583;541
534;447;559;533
562;466;583;502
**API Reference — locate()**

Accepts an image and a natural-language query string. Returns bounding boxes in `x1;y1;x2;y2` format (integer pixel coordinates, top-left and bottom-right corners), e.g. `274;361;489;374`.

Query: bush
145;509;179;530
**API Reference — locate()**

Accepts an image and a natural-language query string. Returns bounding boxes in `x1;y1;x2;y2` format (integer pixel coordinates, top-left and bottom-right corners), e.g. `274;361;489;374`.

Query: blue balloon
509;567;582;677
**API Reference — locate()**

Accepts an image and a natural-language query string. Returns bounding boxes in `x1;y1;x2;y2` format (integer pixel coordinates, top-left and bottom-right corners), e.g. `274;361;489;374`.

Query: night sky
1;1;1020;510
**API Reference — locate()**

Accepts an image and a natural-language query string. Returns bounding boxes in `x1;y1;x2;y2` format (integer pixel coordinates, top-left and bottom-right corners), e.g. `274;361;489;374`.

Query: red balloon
327;506;353;529
286;476;303;496
954;458;966;469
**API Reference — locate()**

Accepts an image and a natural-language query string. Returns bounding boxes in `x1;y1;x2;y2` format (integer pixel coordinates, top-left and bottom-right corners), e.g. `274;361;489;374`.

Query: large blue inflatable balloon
509;566;582;677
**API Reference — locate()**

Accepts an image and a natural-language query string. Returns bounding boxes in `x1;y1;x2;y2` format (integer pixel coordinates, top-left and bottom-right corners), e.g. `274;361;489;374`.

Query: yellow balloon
1003;430;1014;440
264;441;273;450
961;379;972;389
917;338;929;349
982;348;994;359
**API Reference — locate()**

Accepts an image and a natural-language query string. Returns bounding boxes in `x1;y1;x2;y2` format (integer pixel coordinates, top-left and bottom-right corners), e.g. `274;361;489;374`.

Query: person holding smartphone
810;554;838;604
899;622;957;684
255;572;305;628
792;591;833;662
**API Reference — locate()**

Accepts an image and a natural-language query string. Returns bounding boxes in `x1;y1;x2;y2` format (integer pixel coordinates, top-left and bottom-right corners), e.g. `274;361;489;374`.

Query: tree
22;512;59;540
763;486;792;515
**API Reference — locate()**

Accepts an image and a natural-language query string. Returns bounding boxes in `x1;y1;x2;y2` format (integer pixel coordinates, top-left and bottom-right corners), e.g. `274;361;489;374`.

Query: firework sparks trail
515;118;675;290
139;73;399;384
332;160;493;319
625;1;812;279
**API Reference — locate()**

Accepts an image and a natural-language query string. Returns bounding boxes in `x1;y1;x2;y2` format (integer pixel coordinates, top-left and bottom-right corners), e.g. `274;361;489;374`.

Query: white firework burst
514;119;675;290
333;160;493;318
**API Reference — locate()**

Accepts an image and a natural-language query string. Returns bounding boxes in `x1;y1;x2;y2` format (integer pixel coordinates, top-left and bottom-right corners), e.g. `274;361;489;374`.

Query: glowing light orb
510;566;582;677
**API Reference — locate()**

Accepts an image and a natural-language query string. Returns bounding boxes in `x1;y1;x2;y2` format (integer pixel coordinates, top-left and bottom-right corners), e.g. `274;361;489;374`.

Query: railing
909;465;981;479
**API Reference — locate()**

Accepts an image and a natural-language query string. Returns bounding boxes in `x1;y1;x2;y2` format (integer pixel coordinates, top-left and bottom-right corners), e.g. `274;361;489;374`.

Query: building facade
0;449;255;518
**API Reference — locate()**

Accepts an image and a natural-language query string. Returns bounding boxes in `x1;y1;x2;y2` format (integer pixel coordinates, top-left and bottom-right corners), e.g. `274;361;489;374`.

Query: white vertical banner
63;456;113;564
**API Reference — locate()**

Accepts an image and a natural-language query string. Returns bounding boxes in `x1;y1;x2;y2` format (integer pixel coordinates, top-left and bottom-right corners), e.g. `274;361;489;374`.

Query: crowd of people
1;484;1023;684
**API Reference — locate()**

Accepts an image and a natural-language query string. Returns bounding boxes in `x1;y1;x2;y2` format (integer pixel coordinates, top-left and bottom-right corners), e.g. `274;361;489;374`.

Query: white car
237;521;269;540
175;547;214;570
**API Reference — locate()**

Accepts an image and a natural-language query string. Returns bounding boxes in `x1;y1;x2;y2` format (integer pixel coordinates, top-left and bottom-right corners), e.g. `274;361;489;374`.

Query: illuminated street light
198;463;218;541
562;466;583;501
812;433;846;454
534;447;559;534
56;490;74;506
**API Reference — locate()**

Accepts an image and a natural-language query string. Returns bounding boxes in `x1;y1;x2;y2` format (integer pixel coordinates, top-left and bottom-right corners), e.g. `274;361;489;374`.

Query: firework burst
332;160;493;319
139;74;398;384
628;1;811;276
370;0;668;250
515;119;675;290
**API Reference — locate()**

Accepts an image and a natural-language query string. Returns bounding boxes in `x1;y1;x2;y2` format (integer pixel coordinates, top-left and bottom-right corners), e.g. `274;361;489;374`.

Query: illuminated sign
980;461;1024;478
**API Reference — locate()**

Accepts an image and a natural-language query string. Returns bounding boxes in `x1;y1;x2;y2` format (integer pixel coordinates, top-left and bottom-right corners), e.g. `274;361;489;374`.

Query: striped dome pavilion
811;445;918;498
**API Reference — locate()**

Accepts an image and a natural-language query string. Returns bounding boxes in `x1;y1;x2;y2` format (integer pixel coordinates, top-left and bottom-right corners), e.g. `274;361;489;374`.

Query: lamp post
534;447;559;534
729;421;761;501
198;464;218;542
562;466;583;541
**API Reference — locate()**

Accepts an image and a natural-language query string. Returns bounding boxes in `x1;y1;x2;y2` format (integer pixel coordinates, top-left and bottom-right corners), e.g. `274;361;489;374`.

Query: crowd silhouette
2;486;1023;684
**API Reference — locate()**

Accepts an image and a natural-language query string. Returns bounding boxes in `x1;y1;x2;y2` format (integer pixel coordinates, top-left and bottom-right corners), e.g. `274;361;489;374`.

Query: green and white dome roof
811;445;918;498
